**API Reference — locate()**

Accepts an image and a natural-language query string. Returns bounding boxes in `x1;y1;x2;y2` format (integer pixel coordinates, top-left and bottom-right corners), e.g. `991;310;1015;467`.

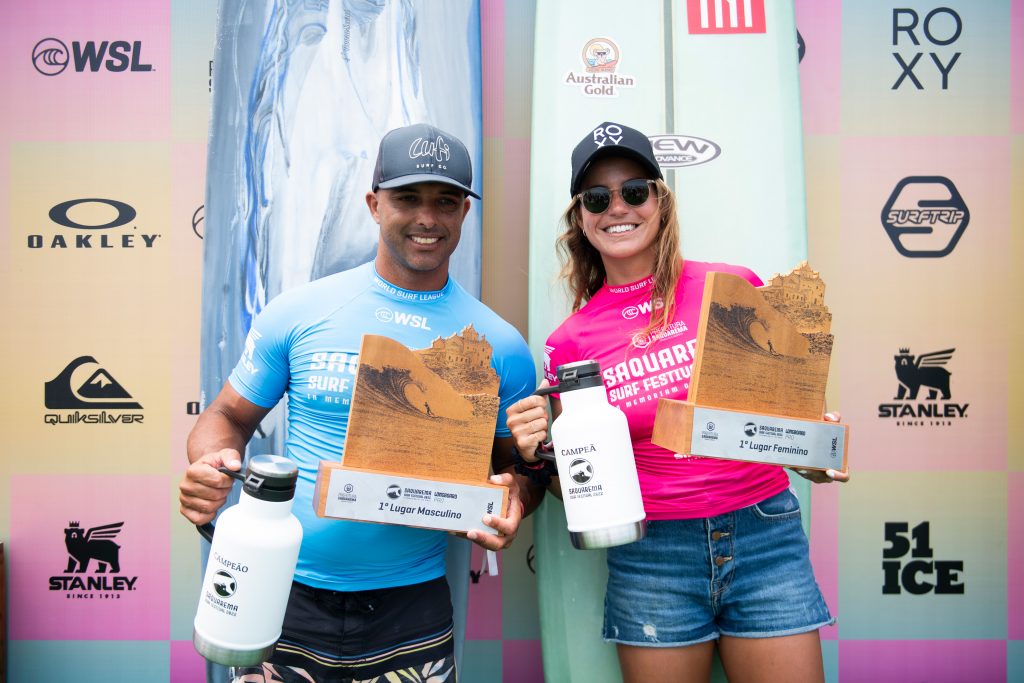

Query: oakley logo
48;198;136;230
32;38;69;76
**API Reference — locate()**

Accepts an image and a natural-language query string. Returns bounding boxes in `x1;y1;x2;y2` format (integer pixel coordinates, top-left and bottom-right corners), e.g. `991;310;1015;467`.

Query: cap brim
376;174;481;199
572;148;663;197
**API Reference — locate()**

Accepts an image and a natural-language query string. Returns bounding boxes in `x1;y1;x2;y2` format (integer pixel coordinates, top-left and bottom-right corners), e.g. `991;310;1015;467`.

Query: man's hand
505;384;552;462
179;449;244;525
466;472;523;551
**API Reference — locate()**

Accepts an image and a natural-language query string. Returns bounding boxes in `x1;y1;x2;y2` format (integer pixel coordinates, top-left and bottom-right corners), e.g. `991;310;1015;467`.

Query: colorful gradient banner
1;1;1019;681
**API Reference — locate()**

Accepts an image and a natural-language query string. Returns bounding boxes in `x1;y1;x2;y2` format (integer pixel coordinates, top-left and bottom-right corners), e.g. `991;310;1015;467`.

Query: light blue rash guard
228;262;536;591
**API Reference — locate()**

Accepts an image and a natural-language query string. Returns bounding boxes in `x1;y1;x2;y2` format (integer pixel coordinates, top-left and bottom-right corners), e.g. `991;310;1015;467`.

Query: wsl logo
878;347;968;426
27;198;161;250
44;356;144;425
49;521;139;596
375;307;431;330
32;37;153;76
881;177;968;258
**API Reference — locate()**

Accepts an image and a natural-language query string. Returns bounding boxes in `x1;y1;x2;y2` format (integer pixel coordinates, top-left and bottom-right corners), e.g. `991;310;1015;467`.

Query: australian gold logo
564;37;635;98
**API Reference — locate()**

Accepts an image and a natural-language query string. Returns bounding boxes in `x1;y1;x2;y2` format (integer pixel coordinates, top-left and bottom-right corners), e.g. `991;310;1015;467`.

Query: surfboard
527;1;809;680
201;2;482;680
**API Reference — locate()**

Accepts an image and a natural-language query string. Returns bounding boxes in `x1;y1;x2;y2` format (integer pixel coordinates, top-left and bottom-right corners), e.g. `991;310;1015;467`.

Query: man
179;123;541;682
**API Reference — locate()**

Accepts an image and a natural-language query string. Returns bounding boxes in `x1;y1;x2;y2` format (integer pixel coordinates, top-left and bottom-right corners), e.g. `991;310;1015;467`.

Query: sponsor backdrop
0;2;1019;682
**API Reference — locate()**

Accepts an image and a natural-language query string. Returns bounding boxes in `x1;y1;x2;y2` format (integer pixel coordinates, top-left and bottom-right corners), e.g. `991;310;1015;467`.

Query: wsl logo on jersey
686;0;767;35
43;356;144;426
49;521;139;597
878;347;968;427
32;37;153;76
564;39;635;98
375;307;431;330
881;177;968;258
26;198;161;251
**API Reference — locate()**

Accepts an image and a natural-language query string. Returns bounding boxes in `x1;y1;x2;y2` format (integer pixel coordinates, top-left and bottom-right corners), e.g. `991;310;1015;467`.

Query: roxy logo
48;521;139;594
375;307;431;330
409;136;450;165
32;37;153;76
892;7;962;90
877;347;968;425
593;123;623;147
686;0;767;34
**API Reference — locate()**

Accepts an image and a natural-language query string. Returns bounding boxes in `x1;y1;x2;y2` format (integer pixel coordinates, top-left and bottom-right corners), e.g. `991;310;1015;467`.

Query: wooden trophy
314;326;508;535
652;262;849;472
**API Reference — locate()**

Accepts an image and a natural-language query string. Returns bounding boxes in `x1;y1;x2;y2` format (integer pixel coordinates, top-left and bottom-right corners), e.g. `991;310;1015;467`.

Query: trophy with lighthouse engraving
652;262;849;472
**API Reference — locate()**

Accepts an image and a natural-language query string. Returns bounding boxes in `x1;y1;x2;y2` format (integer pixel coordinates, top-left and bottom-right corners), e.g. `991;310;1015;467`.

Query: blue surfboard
201;1;482;679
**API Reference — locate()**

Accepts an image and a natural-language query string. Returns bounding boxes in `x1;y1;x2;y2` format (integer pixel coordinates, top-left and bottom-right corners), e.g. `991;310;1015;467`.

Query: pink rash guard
544;260;789;520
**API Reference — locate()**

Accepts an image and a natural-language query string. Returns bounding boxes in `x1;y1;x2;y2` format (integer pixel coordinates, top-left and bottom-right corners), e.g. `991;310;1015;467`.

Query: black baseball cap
372;123;480;199
569;121;663;197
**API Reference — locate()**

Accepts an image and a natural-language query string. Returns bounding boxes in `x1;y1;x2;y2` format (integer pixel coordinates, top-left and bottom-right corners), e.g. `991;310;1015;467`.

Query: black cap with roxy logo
569;121;664;197
372;123;480;199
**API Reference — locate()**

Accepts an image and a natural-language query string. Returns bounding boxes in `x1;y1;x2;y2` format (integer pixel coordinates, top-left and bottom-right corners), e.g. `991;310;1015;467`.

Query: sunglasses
577;178;657;214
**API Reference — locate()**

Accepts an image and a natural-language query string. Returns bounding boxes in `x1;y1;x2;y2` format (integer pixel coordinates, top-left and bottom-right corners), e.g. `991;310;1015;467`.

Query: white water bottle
193;454;303;667
537;360;646;549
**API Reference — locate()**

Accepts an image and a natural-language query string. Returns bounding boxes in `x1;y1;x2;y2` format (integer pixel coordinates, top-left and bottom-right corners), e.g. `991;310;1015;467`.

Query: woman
507;121;848;683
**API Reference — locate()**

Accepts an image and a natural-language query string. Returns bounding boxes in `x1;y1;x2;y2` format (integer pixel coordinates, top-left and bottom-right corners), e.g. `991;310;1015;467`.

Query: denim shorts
603;487;834;647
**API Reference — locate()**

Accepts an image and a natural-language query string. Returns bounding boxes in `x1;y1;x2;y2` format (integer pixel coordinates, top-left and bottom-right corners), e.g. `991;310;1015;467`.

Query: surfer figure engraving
181;124;544;682
506;122;849;683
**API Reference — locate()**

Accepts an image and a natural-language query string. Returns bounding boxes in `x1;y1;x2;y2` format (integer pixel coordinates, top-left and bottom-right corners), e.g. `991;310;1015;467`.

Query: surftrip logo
649;134;721;168
686;0;767;34
44;356;144;425
882;177;968;258
878;347;968;426
565;38;635;98
49;521;139;597
27;198;161;251
32;37;153;76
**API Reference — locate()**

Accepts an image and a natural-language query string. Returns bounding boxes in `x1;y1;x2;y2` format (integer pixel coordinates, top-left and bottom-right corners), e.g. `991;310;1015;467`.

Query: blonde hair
555;177;682;335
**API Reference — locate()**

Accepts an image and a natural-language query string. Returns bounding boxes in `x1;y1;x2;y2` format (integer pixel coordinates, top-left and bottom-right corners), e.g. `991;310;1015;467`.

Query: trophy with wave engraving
314;327;508;535
652;262;849;472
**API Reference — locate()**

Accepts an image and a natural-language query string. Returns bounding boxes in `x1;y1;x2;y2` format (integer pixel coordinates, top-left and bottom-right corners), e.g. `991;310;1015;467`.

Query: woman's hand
789;412;850;484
